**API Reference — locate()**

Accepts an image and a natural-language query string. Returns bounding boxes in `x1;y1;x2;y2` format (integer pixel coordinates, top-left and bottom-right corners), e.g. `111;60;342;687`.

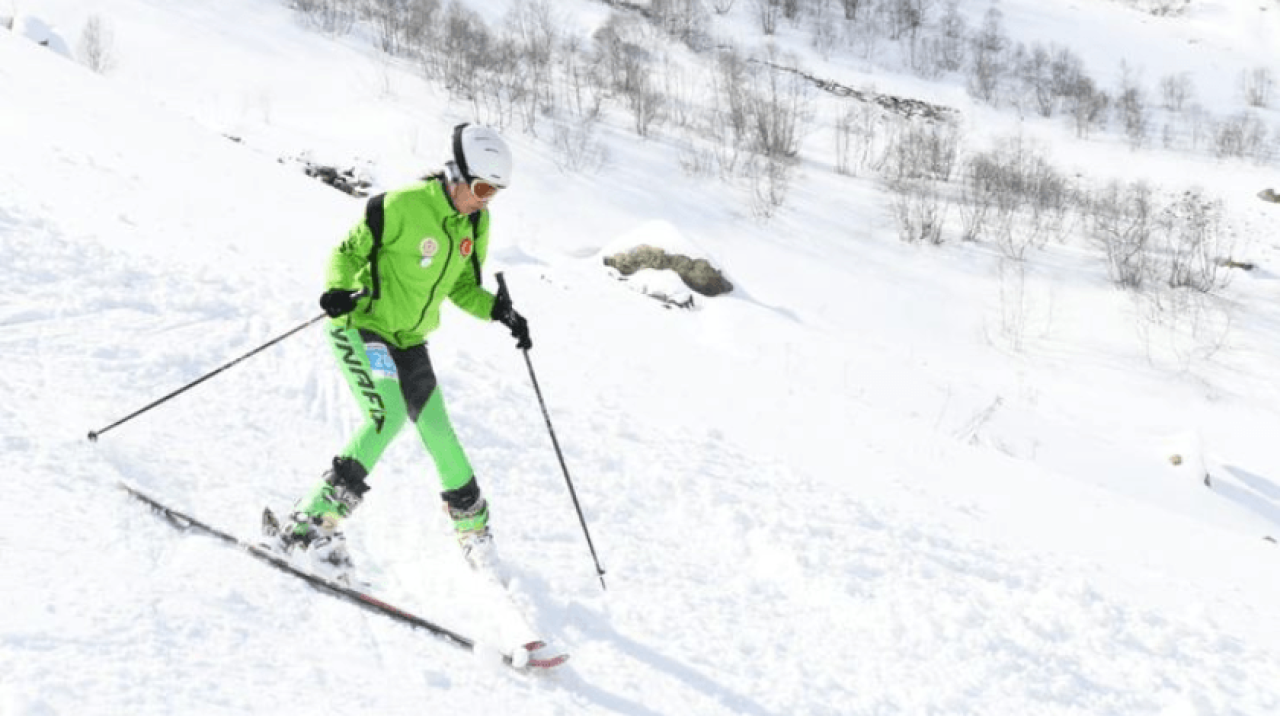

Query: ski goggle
470;179;500;201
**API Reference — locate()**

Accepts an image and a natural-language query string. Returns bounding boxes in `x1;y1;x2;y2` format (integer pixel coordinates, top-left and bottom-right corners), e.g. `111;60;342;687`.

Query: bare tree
368;0;439;55
1159;72;1194;112
936;1;967;73
834;103;887;176
839;0;866;21
1116;61;1150;150
751;0;782;35
504;0;558;132
967;8;1008;105
744;57;812;160
882;0;932;41
886;119;960;182
293;0;357;34
1241;66;1274;108
1014;42;1056;117
652;0;709;48
551;119;610;173
1088;180;1156;290
888;178;949;244
1212;111;1268;161
78;15;116;74
1156;189;1231;293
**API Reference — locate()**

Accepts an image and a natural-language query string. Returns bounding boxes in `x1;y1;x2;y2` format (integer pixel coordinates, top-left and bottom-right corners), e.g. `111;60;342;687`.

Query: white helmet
452;123;513;189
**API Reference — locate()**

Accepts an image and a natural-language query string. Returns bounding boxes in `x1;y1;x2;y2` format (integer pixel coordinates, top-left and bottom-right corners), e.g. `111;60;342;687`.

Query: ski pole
86;297;359;442
497;272;607;591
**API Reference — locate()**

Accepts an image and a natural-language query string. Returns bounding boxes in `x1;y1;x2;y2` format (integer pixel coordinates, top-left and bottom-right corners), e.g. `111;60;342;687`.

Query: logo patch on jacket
419;237;439;267
460;237;474;258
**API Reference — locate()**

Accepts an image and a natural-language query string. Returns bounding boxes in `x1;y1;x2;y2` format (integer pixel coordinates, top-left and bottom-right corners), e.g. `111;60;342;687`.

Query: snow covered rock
604;244;732;297
600;220;733;307
12;16;72;58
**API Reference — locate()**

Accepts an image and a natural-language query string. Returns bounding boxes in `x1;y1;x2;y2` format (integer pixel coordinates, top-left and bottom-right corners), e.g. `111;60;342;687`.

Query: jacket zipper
408;219;456;337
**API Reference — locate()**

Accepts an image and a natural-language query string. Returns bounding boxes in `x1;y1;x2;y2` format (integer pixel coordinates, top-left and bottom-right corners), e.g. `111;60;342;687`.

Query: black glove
320;288;362;318
490;289;532;350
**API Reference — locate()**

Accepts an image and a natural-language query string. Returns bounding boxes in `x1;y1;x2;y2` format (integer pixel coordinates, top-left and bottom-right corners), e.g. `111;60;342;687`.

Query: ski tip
517;641;570;670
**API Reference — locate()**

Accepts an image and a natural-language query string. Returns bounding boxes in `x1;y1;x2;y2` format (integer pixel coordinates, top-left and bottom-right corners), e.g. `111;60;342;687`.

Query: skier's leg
277;327;409;553
327;326;411;470
394;345;495;568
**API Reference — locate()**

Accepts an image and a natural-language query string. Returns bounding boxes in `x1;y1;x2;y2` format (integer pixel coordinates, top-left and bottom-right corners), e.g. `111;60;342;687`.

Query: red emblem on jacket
460;238;474;257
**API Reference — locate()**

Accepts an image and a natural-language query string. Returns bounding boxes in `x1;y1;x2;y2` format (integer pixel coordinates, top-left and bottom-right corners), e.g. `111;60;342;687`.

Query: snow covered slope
4;1;1280;714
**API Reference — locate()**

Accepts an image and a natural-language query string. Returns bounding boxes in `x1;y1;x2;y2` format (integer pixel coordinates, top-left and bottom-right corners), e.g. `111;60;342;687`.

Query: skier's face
450;178;498;215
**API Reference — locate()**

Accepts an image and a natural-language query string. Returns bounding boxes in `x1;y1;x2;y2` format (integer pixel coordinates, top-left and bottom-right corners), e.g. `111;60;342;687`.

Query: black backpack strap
365;193;386;306
469;211;483;286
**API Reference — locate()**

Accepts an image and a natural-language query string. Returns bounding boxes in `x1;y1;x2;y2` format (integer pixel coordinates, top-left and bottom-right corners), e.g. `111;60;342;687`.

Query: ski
119;481;567;671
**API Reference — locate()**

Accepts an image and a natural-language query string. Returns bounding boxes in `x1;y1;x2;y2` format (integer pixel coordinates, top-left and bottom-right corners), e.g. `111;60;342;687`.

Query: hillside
4;1;1280;714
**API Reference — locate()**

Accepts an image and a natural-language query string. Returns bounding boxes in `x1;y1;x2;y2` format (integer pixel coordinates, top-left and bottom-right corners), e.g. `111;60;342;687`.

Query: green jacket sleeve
449;210;497;320
326;219;374;291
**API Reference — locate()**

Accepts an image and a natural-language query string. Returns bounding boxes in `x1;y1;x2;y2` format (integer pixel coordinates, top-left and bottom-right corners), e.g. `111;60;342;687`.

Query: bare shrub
293;0;357;34
839;0;867;21
559;33;604;120
652;0;709;48
743;55;812;160
1013;42;1056;117
1066;75;1109;139
708;47;753;175
1213;111;1268;160
888;178;949;245
1241;66;1274;108
747;154;795;219
712;0;737;14
935;1;968;72
1156;189;1232;293
991;259;1055;353
885;119;960;182
967;7;1009;105
78;14;116;74
958;136;1073;254
551;119;610;174
627;73;666;137
368;0;439;55
435;2;492;99
504;0;558;131
1134;286;1233;371
834;102;890;176
590;12;650;98
1159;72;1194;112
752;0;782;35
1087;180;1156;290
1116;61;1149;150
882;0;933;42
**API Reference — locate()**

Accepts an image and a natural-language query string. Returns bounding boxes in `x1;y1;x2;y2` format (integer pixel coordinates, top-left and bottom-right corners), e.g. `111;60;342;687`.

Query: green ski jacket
326;177;496;349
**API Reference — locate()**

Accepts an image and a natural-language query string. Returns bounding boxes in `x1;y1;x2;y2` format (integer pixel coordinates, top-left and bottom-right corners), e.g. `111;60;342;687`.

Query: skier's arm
326;219;374;291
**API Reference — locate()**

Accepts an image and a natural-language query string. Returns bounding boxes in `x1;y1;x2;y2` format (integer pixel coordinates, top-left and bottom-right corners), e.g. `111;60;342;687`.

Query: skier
267;123;531;578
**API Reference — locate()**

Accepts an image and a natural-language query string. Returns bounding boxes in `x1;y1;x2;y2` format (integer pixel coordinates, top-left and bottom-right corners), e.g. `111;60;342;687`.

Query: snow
4;0;1280;714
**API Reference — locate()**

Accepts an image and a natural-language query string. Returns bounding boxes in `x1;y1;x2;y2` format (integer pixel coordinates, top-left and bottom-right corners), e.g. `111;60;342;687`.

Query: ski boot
265;457;370;583
444;480;500;576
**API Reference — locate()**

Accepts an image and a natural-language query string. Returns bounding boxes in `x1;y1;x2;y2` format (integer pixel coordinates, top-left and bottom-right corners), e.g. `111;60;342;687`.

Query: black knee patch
327;456;371;497
440;476;481;512
399;347;438;423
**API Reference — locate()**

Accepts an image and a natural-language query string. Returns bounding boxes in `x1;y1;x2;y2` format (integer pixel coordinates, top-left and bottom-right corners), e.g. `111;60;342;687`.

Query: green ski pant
327;325;473;493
